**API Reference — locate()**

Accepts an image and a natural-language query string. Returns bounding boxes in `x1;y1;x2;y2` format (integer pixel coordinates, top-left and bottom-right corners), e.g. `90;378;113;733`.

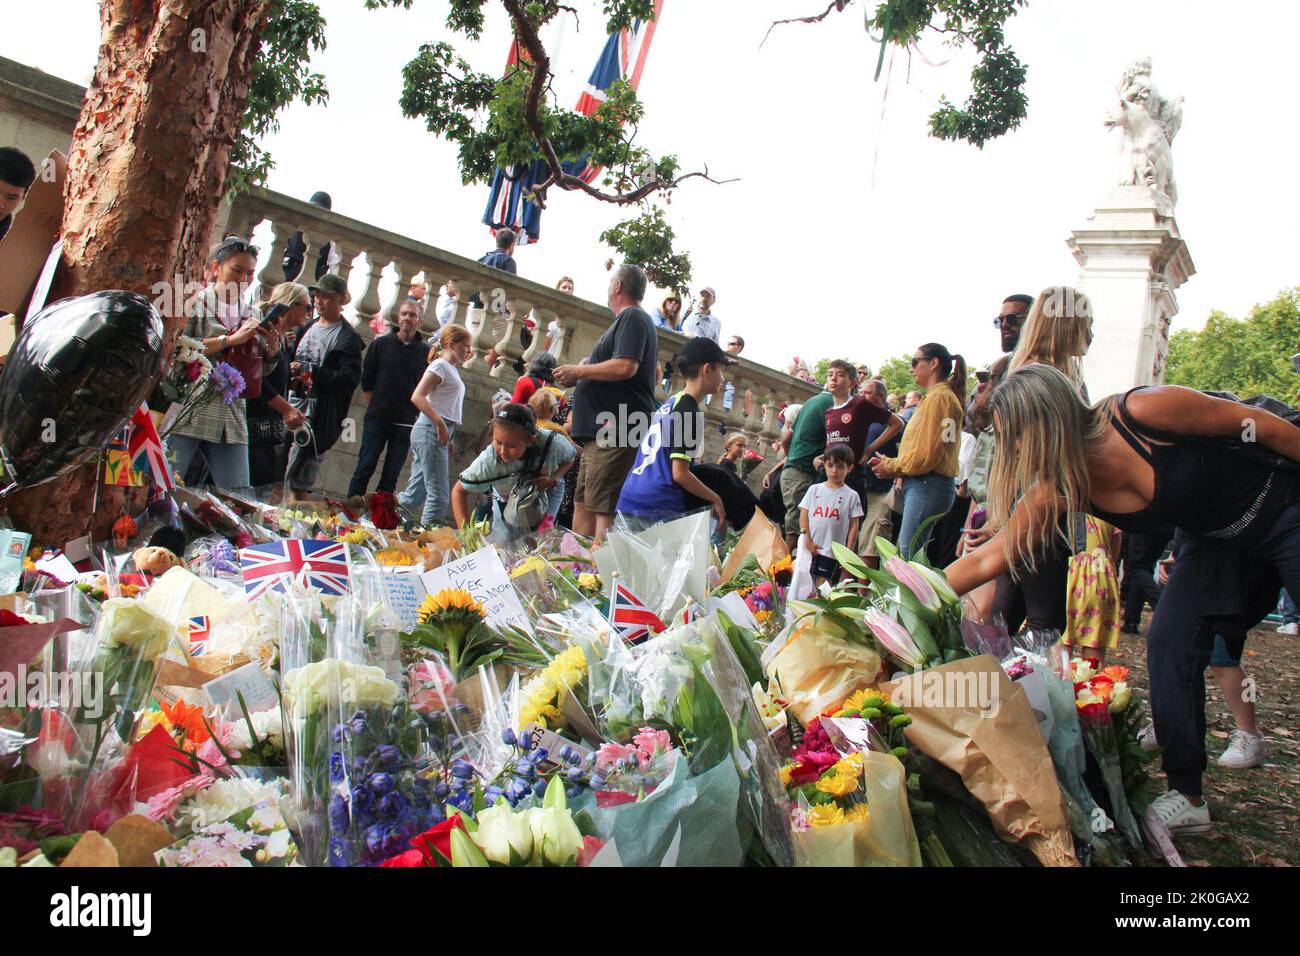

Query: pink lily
864;607;926;670
885;556;940;612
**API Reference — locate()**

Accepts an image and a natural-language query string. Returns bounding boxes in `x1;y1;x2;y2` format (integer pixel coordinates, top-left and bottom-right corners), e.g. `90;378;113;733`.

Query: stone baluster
547;314;570;363
524;306;555;365
254;222;294;303
490;295;532;378
382;260;415;330
462;277;500;372
350;248;386;333
302;230;335;280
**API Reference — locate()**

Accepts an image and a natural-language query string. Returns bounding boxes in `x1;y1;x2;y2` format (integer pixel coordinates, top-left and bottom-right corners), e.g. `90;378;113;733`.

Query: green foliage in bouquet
403;588;550;683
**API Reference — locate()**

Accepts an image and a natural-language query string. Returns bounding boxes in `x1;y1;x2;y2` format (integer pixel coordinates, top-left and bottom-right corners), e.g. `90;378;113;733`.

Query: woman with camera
245;283;310;492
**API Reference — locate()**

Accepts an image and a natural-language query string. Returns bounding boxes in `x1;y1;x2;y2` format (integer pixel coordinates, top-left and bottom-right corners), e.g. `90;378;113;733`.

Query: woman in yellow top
869;343;967;559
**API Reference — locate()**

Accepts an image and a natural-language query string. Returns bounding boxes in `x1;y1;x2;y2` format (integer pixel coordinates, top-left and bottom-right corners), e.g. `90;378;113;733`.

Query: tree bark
3;0;272;546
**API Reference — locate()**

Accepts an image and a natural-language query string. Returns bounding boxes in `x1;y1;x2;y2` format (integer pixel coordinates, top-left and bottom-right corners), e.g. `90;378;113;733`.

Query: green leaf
543;774;567;811
450;827;489;867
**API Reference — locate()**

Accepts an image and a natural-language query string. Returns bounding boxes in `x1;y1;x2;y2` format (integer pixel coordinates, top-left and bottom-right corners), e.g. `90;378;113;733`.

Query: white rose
525;806;582;866
472;802;535;866
100;598;172;659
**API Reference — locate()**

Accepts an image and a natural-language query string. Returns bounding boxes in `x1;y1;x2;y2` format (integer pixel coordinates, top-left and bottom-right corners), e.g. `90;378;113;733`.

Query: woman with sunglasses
169;236;270;494
946;363;1300;836
868;343;967;559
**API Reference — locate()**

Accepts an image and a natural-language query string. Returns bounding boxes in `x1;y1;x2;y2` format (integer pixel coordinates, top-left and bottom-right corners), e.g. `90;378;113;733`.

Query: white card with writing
381;568;428;632
421;545;533;636
203;661;280;717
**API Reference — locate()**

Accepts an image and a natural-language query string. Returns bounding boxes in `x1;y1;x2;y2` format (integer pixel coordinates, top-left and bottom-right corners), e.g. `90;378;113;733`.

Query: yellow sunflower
417;588;485;625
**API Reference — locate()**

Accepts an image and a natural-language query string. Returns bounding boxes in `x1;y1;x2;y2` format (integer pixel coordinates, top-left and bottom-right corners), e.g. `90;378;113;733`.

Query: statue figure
1106;58;1183;206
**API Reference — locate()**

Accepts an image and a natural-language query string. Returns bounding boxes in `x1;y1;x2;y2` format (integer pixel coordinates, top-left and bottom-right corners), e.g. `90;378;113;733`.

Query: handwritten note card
421;545;533;636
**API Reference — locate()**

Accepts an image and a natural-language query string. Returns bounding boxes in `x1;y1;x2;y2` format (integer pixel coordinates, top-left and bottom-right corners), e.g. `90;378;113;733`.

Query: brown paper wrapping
882;655;1077;867
767;625;881;725
721;512;790;582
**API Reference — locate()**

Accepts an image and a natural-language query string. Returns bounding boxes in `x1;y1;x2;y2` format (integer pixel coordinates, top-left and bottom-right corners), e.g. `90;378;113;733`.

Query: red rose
1079;701;1111;726
409;814;465;866
379;849;426;868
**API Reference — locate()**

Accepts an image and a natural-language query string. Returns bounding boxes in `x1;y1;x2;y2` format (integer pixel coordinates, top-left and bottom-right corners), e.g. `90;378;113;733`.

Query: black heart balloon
0;291;164;495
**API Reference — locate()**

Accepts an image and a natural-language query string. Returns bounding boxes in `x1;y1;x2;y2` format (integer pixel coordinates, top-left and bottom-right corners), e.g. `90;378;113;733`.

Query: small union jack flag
610;580;667;645
238;539;350;601
127;402;175;492
187;615;212;657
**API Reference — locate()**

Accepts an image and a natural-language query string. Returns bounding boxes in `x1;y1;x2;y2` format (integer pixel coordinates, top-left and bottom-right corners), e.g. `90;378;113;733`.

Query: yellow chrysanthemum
844;804;871;823
417;588;485;625
577;573;600;591
517;646;589;730
816;771;860;798
510;556;548;579
831;752;864;779
808;804;846;827
841;688;887;714
779;764;794;787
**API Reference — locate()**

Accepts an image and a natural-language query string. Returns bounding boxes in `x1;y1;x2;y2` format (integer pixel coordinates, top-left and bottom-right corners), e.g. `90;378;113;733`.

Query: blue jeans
897;473;956;560
348;417;413;498
398;419;455;524
169;435;251;495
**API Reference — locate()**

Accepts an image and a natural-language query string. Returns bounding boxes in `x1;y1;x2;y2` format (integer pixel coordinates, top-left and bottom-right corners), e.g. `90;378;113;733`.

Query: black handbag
248;413;286;447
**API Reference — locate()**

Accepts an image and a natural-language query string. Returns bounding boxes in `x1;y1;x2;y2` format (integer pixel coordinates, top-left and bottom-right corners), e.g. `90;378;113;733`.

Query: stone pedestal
1067;186;1195;401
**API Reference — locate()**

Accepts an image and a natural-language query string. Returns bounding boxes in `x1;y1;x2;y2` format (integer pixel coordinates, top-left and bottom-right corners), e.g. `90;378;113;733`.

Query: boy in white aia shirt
799;444;864;587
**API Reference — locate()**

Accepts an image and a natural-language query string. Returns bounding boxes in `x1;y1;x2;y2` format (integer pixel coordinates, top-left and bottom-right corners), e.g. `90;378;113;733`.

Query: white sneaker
1217;730;1265;769
1150;790;1212;836
1276;622;1298;635
1138;722;1160;752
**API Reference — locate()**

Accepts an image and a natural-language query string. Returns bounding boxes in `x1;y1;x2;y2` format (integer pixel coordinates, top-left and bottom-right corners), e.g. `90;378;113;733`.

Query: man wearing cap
554;263;659;540
282;274;365;499
681;287;721;343
346;297;426;501
616;336;734;528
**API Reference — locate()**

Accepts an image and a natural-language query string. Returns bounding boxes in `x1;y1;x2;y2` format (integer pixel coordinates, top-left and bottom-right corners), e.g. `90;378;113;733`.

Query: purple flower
368;772;395;794
209;362;246;404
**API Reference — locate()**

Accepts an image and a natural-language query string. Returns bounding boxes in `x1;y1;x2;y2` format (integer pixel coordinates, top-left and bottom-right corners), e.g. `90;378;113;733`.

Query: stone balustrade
220;187;822;499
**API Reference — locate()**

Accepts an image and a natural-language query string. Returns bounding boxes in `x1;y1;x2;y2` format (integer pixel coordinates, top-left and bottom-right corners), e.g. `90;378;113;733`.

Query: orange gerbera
161;699;212;746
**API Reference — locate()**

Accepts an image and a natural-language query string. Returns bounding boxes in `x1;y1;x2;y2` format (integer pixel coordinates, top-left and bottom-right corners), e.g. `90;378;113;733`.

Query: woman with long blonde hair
718;433;747;474
1008;286;1094;392
947;362;1300;837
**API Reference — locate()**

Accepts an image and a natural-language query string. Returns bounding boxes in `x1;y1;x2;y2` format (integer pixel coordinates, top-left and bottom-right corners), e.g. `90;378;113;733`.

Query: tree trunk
3;0;272;546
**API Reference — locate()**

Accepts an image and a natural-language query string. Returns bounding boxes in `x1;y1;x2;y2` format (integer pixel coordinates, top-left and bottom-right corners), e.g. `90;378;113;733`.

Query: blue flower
450;759;474;780
501;727;517;747
351;786;374;811
374;744;402;769
329;752;346;783
378;792;408;820
369;772;395;794
350;716;368;736
329;794;350;830
528;748;549;766
434;782;450;799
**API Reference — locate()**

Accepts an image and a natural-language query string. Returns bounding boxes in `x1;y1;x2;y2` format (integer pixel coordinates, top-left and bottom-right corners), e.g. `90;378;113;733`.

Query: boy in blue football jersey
617;337;736;527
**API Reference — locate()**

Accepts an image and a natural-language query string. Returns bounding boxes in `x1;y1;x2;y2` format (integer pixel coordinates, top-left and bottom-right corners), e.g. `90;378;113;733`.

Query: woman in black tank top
946;364;1300;833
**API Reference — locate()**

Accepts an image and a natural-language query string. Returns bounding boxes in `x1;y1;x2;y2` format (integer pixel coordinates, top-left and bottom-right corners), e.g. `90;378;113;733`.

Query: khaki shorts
575;443;638;515
858;489;898;557
779;467;816;536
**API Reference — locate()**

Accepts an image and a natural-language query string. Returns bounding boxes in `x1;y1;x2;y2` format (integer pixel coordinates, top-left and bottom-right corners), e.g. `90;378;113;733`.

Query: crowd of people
2;143;1295;847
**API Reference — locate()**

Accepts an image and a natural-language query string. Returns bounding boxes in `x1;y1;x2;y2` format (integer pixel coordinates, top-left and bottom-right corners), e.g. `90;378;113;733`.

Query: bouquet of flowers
158;337;246;439
1071;658;1144;851
403;588;550;683
740;448;765;479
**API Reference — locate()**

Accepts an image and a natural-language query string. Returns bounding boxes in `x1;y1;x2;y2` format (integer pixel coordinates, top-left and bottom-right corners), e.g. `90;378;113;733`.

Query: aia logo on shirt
812;505;841;520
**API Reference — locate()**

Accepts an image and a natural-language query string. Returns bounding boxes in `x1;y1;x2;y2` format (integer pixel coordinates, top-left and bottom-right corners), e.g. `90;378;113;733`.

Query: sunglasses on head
217;235;259;258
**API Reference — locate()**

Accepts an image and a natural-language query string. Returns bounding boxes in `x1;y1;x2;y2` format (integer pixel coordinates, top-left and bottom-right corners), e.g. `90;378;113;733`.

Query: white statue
1105;58;1183;207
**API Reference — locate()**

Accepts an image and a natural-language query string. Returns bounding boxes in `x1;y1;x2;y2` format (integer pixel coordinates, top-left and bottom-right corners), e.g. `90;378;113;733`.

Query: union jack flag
238;539;350;600
566;2;664;184
127;403;175;492
187;615;212;658
610;580;667;645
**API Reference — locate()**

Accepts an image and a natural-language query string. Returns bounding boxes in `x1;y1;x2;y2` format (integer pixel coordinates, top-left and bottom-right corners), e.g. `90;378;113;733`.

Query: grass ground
1110;620;1298;867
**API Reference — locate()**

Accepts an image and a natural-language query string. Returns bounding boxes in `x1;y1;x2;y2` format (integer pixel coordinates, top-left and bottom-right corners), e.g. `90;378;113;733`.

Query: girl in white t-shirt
398;324;473;524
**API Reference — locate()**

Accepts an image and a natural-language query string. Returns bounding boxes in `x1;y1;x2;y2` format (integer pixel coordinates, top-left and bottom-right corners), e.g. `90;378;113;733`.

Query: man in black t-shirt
554;263;658;540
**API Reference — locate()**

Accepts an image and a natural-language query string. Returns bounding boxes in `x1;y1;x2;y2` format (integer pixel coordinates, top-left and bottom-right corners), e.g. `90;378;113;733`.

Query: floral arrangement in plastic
404;588;547;683
740;447;765;479
518;645;588;730
1069;657;1146;847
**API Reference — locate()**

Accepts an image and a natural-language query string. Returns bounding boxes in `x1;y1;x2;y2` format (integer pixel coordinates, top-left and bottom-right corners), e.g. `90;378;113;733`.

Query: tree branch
761;0;854;50
500;0;726;207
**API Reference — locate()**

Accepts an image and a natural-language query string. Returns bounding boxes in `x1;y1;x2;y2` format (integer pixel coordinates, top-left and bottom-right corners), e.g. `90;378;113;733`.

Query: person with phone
246;284;310;491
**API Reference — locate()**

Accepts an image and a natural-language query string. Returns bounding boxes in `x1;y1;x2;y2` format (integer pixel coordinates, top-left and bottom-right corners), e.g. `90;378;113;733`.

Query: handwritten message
421;545;533;636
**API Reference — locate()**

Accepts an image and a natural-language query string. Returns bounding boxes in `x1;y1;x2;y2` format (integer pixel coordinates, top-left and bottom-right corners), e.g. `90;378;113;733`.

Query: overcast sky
4;0;1298;373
